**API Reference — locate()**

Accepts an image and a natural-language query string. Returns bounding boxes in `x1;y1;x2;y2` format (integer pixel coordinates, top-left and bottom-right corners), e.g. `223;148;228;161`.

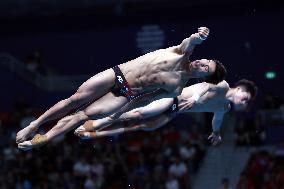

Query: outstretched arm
176;27;210;56
208;111;225;146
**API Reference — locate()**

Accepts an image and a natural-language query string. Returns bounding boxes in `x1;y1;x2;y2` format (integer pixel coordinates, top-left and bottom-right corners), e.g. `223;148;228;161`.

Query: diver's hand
208;132;222;146
198;27;210;40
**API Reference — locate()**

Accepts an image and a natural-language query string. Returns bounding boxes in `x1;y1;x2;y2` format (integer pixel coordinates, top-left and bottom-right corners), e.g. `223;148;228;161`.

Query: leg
75;97;174;133
139;113;174;131
17;115;74;151
16;68;116;143
18;92;128;150
75;120;141;139
75;113;175;139
75;117;114;134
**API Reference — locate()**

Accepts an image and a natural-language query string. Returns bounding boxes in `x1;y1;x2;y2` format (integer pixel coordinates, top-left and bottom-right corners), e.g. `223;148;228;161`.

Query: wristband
191;93;200;102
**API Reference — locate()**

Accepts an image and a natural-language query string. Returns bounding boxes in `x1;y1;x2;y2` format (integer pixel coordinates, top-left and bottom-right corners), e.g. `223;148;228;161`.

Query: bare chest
137;55;186;90
189;92;230;112
120;49;187;93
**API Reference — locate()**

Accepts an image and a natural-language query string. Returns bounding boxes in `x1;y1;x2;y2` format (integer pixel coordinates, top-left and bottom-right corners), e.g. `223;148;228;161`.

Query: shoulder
211;80;230;92
217;80;229;89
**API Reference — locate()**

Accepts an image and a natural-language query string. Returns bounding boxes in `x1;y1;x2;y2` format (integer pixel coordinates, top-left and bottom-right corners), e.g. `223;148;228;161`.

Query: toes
74;130;80;137
75;126;86;133
75;131;91;139
18;141;33;151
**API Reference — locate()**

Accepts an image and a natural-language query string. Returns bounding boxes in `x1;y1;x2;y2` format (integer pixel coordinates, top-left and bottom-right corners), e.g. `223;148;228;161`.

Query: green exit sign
265;71;276;79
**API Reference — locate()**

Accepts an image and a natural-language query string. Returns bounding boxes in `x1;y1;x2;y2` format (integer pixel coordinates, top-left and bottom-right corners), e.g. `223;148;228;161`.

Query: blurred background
0;0;284;188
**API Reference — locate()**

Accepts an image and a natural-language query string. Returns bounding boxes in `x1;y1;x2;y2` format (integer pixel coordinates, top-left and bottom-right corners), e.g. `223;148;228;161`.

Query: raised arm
208;111;225;146
176;27;210;55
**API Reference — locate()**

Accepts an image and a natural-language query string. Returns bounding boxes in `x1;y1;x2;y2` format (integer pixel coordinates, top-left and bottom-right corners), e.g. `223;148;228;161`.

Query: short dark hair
234;79;258;99
204;59;227;84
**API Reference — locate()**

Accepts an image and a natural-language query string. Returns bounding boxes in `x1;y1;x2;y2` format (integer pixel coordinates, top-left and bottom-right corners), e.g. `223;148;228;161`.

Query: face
233;87;252;111
190;59;216;78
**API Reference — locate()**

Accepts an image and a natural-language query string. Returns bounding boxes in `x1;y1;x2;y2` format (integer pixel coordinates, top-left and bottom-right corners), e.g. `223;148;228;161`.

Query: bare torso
178;81;231;113
119;47;190;96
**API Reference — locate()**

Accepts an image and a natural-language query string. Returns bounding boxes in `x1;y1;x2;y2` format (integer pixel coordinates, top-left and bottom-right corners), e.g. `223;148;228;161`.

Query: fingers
198;27;209;34
198;27;209;33
198;27;209;40
207;135;212;140
75;126;86;133
210;137;217;145
212;136;222;146
213;140;219;146
198;29;209;35
208;134;222;146
18;141;33;151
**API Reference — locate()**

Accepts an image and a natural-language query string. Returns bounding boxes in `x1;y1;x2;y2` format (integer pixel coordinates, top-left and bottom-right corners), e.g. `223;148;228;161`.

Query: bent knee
68;92;89;108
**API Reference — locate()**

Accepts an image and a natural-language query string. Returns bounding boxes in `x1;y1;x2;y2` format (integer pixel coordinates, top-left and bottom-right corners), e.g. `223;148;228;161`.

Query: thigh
84;92;128;119
132;98;174;119
141;113;174;131
76;68;116;101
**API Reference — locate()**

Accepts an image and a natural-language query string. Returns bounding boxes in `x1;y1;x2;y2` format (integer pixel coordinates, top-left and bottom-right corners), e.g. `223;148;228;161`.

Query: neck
225;88;237;102
181;59;195;79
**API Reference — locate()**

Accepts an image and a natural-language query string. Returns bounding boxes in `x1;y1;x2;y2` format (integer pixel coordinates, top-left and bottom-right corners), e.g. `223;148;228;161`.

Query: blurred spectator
3;138;20;163
73;157;91;176
0;106;208;188
84;173;103;189
168;156;188;189
234;119;250;146
91;157;105;178
168;156;188;178
234;117;265;146
236;171;255;189
165;173;179;189
15;174;32;189
237;149;284;189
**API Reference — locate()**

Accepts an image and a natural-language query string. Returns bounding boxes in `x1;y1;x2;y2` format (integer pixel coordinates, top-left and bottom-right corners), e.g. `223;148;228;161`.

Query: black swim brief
165;97;179;114
111;66;135;101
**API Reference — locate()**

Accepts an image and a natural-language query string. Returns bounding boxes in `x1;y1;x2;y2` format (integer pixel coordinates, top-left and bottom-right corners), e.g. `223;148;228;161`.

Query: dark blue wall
1;11;283;110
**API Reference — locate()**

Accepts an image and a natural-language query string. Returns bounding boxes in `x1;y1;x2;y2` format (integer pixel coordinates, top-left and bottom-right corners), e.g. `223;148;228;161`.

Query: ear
237;86;244;91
